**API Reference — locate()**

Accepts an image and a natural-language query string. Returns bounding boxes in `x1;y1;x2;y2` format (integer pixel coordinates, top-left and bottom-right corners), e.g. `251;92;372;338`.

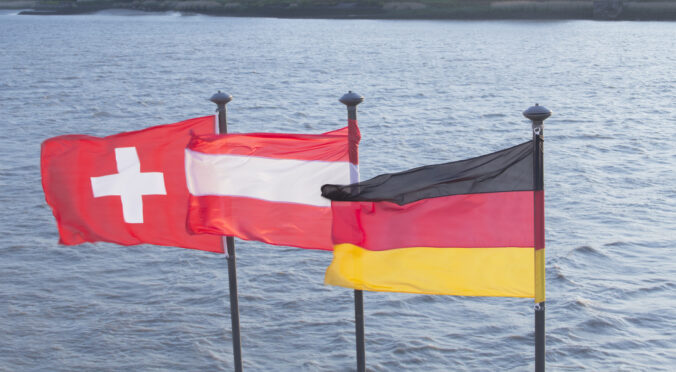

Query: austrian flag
185;126;359;250
41;116;223;253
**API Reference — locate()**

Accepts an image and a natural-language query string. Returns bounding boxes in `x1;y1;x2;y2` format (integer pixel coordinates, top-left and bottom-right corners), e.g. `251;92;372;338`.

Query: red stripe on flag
189;195;333;250
331;191;535;251
534;190;545;250
188;128;354;163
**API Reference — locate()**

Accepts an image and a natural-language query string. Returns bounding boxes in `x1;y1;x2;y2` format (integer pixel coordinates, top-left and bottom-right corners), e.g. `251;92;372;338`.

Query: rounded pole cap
210;90;233;105
340;91;364;106
523;103;551;122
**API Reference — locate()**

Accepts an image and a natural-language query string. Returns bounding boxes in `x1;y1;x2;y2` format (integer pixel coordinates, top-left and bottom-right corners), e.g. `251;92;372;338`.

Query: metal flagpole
523;103;551;372
210;91;243;372
339;91;365;372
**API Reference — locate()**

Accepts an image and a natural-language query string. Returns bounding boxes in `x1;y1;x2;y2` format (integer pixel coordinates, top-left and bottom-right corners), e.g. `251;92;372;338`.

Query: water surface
1;12;675;371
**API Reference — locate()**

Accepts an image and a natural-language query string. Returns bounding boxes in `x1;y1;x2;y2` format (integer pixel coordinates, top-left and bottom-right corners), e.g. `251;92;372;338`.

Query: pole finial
210;91;233;105
340;91;364;107
523;103;551;123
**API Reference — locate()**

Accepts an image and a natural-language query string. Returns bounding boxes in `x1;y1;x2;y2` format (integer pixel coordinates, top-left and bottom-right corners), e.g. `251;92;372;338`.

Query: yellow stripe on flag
325;244;535;298
535;248;545;303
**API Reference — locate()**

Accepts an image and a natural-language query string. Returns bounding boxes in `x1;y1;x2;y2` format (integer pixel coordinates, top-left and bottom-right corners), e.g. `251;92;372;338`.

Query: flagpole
210;91;243;372
523;103;551;372
339;91;365;372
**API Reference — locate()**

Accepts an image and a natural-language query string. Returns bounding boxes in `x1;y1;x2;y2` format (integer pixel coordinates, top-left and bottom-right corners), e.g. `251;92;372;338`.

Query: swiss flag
41;116;223;253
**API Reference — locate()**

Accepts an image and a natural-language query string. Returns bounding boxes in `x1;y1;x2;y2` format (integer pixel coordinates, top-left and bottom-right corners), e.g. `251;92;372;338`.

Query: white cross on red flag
41;116;223;253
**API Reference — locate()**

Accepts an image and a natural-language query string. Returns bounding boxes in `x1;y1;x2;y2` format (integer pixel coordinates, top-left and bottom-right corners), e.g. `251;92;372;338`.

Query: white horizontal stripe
185;150;355;207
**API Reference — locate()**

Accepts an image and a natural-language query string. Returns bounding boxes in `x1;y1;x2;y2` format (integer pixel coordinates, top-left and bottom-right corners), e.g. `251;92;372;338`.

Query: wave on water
625;281;676;297
578;312;629;335
568;245;610;259
93;9;188;17
0;9;29;16
0;8;194;17
549;263;578;286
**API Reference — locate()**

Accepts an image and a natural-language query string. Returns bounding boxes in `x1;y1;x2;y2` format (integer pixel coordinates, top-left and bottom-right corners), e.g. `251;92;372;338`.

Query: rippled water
1;11;675;371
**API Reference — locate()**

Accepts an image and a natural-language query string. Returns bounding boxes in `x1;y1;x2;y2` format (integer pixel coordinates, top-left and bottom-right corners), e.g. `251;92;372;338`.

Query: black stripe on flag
321;141;534;206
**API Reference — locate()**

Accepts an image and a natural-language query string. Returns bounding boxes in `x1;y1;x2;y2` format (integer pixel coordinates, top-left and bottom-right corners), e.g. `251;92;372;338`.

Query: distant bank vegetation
2;0;676;20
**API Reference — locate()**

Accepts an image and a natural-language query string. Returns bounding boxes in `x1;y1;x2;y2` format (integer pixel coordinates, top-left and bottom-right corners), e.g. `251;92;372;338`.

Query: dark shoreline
3;1;676;21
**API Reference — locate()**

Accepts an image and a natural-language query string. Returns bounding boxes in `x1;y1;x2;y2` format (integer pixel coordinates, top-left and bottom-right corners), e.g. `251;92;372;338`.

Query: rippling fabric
321;140;532;205
41;116;223;253
186;125;359;250
323;141;544;301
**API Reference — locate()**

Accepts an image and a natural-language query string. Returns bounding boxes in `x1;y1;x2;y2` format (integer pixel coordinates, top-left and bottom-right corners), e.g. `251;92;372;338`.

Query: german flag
321;141;544;301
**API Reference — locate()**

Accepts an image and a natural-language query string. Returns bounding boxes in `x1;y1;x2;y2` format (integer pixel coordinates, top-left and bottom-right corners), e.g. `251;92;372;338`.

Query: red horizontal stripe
323;126;348;136
188;128;355;163
534;190;544;251
188;195;333;250
331;191;534;251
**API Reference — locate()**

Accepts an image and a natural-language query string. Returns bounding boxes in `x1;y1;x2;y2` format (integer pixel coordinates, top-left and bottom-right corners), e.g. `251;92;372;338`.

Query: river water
1;10;675;371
